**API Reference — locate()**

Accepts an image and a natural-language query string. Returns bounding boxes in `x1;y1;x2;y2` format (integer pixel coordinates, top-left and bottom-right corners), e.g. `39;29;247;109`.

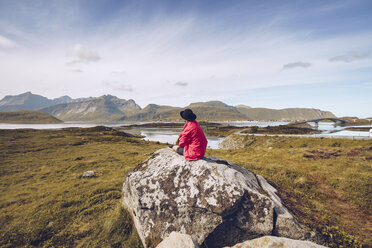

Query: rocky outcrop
225;236;327;248
218;134;255;149
122;148;305;248
156;232;199;248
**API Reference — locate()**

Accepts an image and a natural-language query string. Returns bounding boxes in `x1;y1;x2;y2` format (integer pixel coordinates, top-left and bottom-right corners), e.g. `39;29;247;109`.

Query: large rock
225;236;327;248
122;148;305;248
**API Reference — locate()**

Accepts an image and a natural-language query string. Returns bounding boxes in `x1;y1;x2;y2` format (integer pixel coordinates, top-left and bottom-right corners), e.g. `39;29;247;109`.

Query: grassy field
0;127;163;247
0;127;371;247
207;135;372;248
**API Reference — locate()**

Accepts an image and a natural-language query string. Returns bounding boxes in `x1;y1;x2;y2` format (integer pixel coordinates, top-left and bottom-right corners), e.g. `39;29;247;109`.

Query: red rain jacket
178;121;208;161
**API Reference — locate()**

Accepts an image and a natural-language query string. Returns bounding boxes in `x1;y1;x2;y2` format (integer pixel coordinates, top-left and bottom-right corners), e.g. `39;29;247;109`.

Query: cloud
71;69;83;73
1;1;372;117
175;81;188;86
329;51;370;63
102;81;133;92
0;35;19;50
282;62;311;70
66;44;101;65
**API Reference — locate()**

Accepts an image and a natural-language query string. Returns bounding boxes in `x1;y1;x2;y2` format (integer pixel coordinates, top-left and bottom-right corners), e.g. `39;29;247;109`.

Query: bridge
292;118;346;128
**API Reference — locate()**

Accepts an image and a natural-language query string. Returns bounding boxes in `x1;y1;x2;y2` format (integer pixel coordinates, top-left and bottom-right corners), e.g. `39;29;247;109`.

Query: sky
0;0;371;117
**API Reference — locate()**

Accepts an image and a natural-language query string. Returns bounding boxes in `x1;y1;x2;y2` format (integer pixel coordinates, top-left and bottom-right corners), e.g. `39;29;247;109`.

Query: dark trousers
176;146;184;155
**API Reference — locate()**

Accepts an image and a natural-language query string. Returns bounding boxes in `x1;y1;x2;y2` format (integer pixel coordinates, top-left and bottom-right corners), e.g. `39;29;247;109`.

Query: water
220;121;289;127
139;128;179;145
318;129;369;137
129;128;223;149
311;122;371;138
1;122;371;149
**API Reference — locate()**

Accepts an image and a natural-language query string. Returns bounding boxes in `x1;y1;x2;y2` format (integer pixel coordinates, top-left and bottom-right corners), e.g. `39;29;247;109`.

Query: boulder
218;134;255;149
156;232;199;248
225;236;327;248
81;170;97;178
122;148;305;248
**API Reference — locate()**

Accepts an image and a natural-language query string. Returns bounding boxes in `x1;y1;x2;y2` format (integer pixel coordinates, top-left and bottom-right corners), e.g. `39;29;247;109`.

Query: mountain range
0;92;92;111
0;92;336;122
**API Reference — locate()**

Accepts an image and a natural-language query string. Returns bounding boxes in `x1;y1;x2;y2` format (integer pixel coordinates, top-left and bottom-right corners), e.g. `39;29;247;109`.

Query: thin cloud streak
102;81;134;92
329;51;370;63
282;62;312;70
175;81;188;86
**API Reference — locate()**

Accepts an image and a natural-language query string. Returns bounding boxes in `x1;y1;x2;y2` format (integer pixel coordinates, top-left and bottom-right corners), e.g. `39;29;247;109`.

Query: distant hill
0;92;337;122
125;101;249;122
0;92;52;111
0;92;91;111
236;107;336;121
185;101;248;121
126;102;336;122
0;110;63;124
235;104;251;109
124;104;182;121
40;95;141;122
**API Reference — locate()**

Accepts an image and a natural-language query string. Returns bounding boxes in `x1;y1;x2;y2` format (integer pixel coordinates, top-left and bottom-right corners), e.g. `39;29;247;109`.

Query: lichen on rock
122;148;305;248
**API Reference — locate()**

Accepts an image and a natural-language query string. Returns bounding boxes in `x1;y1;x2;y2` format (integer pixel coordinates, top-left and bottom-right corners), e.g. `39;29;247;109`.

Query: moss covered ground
0;127;371;247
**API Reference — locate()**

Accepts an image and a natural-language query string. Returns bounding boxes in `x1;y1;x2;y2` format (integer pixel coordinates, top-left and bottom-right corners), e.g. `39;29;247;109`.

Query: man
171;109;208;161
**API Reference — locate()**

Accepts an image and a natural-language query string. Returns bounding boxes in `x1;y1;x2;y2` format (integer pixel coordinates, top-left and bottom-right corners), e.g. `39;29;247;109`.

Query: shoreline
235;132;372;140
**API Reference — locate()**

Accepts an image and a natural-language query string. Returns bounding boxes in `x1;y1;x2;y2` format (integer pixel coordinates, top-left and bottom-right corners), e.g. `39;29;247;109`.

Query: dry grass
206;135;372;247
0;127;164;247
